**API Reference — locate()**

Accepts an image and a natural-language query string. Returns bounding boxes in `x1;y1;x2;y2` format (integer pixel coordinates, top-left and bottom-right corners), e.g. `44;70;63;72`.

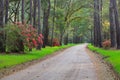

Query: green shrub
5;24;24;52
4;23;43;53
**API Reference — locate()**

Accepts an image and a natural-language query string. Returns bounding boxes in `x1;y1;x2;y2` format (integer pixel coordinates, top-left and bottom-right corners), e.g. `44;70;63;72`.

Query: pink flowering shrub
102;40;111;49
15;22;43;51
53;38;60;46
5;22;43;53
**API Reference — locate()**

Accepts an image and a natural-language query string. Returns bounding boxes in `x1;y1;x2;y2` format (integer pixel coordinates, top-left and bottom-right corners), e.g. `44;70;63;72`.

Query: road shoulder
0;47;69;79
86;47;117;80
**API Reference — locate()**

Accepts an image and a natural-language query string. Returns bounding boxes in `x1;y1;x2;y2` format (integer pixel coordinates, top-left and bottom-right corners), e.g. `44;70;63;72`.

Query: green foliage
5;24;23;52
4;23;43;52
0;44;75;69
41;0;50;10
88;44;120;75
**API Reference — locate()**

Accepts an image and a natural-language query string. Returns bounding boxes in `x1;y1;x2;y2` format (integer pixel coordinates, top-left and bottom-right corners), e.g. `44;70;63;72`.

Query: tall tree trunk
37;0;42;50
111;0;120;49
93;0;97;46
38;0;41;34
30;0;32;25
18;0;24;52
33;0;37;28
109;0;116;48
21;0;25;24
14;1;20;22
17;1;20;22
0;0;5;52
5;0;9;24
64;33;68;45
93;0;102;47
14;3;17;22
42;0;51;48
91;27;93;44
97;0;102;47
64;23;69;45
118;0;120;16
100;0;103;40
51;0;56;46
60;33;63;45
73;26;77;44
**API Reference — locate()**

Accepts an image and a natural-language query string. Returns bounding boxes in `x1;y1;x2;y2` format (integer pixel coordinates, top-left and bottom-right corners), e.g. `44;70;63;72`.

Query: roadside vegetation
88;44;120;75
0;44;75;69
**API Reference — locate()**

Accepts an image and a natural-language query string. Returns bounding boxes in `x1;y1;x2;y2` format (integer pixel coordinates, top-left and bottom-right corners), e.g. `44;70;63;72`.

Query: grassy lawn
0;44;75;69
88;44;120;75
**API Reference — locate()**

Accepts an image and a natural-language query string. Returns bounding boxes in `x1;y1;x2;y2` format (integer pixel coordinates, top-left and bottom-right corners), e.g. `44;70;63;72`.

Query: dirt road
0;44;115;80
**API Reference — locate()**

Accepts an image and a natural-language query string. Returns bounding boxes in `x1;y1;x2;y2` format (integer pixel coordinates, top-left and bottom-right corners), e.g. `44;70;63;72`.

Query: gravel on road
0;44;115;80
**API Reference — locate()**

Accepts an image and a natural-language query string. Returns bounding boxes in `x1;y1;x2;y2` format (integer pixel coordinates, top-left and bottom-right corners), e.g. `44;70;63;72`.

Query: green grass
0;44;75;69
88;44;120;75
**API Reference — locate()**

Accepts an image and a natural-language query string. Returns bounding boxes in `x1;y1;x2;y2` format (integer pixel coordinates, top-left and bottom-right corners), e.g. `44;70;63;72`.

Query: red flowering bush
38;34;44;45
15;22;43;51
5;22;43;52
102;40;111;49
53;38;60;46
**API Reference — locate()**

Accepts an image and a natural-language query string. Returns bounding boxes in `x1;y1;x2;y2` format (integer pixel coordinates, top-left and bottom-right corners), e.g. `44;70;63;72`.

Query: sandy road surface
0;44;114;80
